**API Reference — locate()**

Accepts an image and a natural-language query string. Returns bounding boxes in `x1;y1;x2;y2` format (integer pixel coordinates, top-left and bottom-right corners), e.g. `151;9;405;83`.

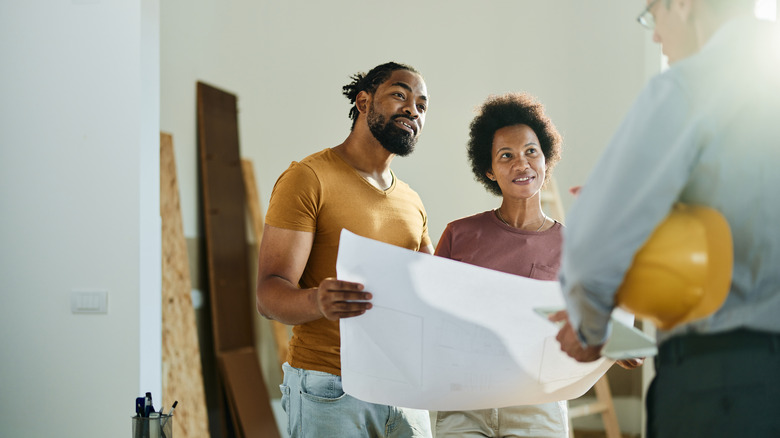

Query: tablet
534;307;657;360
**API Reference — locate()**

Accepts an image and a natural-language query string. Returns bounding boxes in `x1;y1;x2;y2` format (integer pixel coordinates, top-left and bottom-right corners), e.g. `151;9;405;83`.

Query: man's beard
367;104;417;157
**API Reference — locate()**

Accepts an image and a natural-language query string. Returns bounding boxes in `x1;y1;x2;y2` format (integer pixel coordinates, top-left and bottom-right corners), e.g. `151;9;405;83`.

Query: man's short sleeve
265;162;320;232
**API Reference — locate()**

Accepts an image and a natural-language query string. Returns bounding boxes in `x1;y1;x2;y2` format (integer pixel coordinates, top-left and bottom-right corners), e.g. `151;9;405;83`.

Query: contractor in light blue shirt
552;1;780;437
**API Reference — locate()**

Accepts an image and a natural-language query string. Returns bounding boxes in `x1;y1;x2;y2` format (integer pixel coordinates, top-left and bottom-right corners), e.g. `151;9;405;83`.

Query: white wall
0;1;160;436
162;0;651;248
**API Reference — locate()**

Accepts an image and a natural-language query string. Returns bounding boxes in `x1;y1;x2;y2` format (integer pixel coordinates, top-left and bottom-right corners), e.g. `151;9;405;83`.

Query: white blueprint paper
337;230;622;411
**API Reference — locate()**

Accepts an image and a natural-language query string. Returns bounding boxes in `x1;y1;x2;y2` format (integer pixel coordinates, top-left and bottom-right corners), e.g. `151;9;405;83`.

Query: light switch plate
71;290;108;314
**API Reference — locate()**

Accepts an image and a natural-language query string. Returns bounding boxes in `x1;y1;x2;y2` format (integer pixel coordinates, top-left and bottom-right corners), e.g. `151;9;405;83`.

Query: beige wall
161;1;653;246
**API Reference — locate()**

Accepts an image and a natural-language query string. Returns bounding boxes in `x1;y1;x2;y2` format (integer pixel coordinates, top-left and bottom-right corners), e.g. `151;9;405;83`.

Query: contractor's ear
356;90;370;114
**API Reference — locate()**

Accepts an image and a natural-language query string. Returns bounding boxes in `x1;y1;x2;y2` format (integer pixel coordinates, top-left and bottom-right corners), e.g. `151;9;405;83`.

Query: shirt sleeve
420;208;432;250
560;72;701;345
434;224;453;259
265;161;320;233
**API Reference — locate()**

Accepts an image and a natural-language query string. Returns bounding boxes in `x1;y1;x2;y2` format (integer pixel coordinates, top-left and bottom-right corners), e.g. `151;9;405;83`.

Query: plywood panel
160;132;211;438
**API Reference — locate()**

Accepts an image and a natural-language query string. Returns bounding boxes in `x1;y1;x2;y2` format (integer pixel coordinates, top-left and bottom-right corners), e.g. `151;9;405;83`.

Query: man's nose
403;103;420;119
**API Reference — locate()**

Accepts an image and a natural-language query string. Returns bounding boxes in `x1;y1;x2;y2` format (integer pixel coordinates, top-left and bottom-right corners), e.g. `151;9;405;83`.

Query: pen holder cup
132;414;172;438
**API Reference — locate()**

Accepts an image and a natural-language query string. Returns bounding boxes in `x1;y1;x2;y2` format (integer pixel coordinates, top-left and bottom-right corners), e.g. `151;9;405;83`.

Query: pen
168;400;178;417
161;400;177;438
161;401;177;427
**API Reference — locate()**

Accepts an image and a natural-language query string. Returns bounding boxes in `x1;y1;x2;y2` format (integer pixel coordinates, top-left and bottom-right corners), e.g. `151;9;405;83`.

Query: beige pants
435;401;568;438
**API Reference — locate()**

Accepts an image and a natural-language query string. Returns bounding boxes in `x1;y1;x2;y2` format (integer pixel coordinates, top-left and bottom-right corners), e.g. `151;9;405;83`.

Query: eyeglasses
636;0;660;30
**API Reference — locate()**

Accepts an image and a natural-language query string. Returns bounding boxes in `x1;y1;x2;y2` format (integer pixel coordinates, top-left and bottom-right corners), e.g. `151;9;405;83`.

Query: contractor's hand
549;310;603;362
315;277;372;320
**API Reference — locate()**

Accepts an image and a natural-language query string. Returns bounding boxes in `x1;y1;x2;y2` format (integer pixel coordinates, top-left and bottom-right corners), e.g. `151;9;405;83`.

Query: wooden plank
160;132;211;438
219;348;281;438
241;158;290;373
197;81;254;352
197;81;278;437
241;159;265;246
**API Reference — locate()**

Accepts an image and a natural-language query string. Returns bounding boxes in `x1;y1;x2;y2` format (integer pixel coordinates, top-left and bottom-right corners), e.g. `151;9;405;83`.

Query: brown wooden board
160;132;211;438
197;81;278;437
218;348;281;438
197;81;254;352
240;158;290;373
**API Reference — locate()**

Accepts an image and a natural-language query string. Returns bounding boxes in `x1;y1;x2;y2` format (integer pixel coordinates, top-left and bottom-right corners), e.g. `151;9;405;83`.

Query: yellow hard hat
615;203;733;330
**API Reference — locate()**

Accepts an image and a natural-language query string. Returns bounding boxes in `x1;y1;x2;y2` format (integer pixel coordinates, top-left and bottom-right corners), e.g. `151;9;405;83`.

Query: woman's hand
615;357;645;369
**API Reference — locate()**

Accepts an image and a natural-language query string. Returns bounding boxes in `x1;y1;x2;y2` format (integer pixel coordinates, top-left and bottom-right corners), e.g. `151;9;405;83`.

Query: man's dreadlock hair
342;62;420;130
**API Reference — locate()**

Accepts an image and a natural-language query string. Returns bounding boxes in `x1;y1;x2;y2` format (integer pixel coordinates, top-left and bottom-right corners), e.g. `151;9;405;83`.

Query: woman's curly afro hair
467;92;562;196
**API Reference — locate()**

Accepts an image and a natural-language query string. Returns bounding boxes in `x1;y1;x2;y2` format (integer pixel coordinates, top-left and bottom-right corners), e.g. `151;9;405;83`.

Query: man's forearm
256;276;322;325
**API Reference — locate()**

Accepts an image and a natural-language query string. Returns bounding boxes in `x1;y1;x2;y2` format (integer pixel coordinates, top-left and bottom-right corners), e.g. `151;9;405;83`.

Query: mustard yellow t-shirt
265;148;431;375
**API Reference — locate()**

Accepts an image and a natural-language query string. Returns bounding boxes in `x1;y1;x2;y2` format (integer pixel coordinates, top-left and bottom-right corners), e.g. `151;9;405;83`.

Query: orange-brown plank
219;348;281;438
241;158;290;372
160;132;211;438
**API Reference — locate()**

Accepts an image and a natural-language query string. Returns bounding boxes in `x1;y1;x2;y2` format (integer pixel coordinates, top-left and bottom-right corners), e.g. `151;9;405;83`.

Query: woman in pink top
434;92;567;437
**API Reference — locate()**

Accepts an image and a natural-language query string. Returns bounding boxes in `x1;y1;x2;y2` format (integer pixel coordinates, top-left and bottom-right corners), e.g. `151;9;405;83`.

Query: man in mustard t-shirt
256;62;434;437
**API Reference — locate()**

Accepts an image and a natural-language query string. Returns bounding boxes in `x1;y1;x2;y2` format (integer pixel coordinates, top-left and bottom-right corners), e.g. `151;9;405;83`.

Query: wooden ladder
568;375;622;438
540;177;566;223
541;178;622;438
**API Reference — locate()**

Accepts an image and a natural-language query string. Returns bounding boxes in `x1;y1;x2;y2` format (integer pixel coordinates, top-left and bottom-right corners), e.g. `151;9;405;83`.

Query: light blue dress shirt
560;17;780;346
